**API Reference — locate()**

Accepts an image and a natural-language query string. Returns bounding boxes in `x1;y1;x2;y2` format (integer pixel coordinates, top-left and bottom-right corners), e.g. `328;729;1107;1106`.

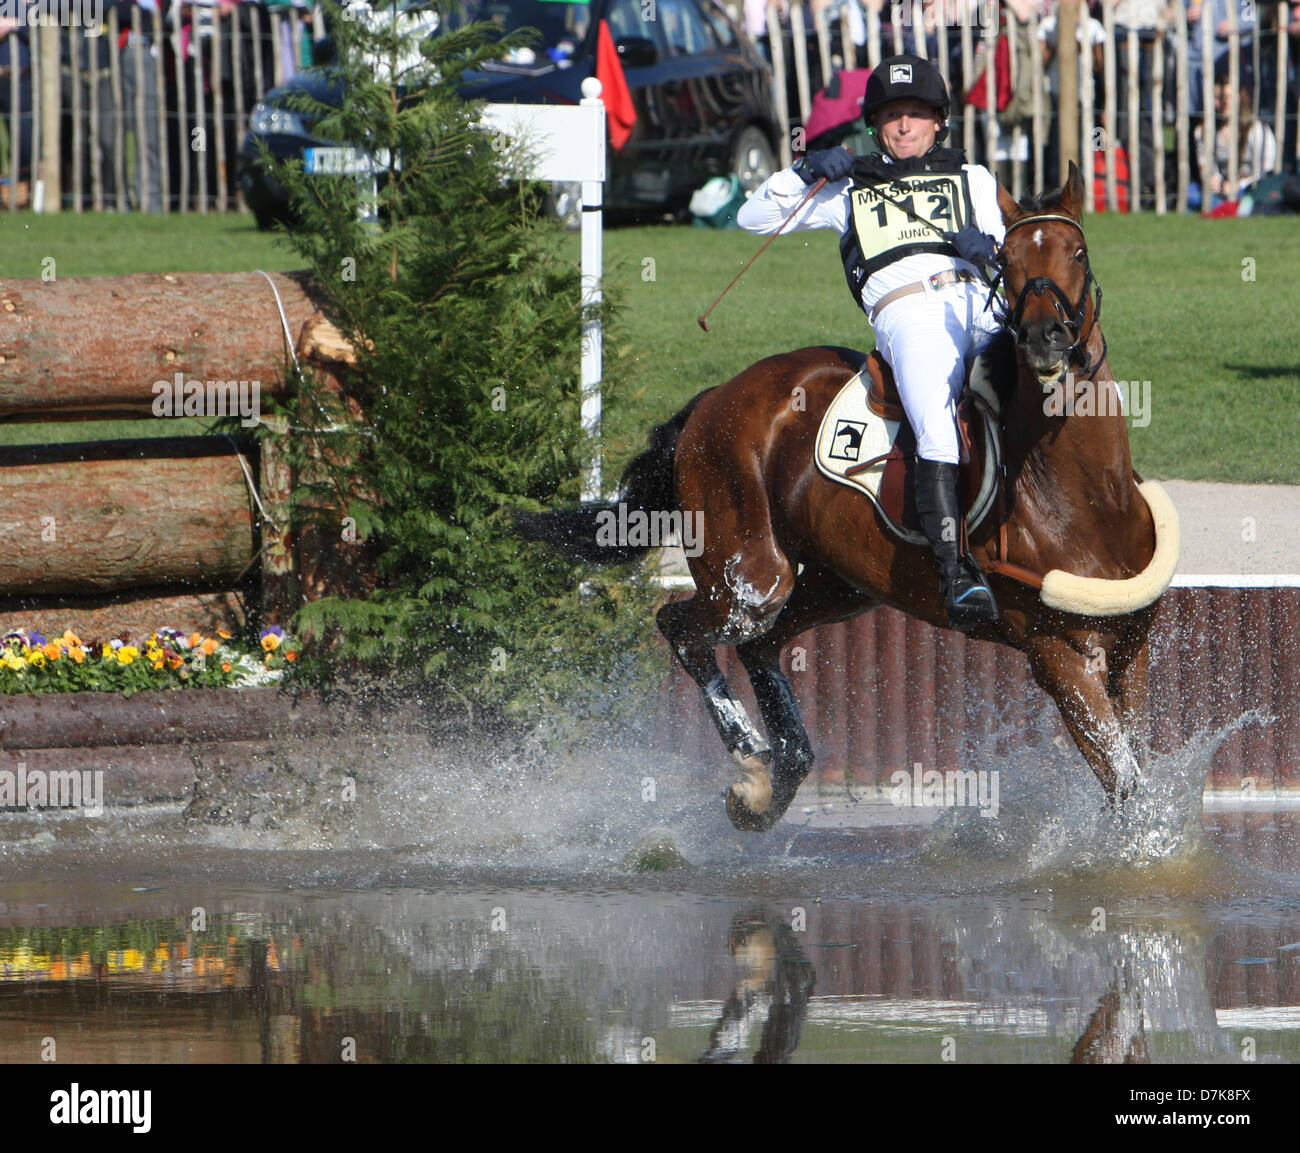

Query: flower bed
0;626;299;695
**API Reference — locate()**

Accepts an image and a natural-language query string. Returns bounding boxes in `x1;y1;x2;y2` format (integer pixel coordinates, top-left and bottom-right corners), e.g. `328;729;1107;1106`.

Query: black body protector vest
839;147;976;312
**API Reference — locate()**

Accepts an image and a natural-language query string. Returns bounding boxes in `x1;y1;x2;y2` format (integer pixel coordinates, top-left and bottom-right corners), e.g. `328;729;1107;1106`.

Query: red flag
964;34;1012;112
595;19;637;152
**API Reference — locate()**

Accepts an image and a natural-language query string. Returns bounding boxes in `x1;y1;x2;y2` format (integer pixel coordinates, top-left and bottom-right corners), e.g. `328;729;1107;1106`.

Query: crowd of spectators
0;0;316;210
747;0;1300;210
0;0;1296;211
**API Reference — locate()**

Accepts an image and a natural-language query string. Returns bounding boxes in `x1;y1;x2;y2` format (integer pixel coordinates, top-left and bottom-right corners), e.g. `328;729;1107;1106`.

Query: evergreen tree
257;1;654;723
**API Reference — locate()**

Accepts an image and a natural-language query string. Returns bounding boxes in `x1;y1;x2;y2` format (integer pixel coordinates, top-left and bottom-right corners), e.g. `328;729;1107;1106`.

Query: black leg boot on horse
913;458;1000;631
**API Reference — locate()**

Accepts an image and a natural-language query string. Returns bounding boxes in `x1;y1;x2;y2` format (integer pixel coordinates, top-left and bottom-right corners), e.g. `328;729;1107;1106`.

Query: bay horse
520;162;1180;831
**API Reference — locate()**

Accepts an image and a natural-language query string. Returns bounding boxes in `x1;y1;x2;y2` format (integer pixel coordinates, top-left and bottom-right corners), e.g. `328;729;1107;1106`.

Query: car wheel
732;126;776;196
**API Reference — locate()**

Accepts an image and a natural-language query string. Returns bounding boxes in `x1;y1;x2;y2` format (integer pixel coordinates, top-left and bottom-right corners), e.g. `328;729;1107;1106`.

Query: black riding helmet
863;54;950;142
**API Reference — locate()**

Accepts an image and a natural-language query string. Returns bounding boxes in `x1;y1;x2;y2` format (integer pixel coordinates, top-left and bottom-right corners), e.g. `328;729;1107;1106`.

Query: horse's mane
1015;185;1069;214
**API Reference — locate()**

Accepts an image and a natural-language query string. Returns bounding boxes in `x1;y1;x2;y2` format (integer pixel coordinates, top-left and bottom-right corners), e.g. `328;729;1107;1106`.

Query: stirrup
943;560;1000;629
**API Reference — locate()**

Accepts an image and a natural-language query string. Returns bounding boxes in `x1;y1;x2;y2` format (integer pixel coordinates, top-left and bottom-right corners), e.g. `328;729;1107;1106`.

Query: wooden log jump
0;272;374;641
0;438;255;596
0;271;329;419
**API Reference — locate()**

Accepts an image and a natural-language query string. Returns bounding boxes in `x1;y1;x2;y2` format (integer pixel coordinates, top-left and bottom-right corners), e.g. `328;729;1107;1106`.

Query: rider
736;54;1004;630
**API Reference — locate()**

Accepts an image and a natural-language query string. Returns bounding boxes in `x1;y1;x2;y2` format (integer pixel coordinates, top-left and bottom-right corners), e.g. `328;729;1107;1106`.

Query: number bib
847;171;974;281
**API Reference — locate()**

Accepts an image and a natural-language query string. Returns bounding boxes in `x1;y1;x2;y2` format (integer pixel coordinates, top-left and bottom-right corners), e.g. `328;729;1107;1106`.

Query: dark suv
238;0;780;226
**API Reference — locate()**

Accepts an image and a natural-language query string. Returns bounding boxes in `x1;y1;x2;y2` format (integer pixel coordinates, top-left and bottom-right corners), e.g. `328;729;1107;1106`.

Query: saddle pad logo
829;419;866;461
889;64;912;85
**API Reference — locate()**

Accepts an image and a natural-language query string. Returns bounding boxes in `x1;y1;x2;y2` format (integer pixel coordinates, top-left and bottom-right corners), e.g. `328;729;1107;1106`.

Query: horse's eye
1074;246;1087;262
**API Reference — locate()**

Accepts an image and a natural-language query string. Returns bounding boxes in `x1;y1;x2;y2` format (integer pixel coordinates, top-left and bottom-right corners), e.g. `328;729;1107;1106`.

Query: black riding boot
913;458;999;630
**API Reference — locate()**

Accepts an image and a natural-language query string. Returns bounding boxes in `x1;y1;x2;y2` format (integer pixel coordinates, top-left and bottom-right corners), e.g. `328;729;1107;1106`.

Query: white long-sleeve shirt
736;158;1006;320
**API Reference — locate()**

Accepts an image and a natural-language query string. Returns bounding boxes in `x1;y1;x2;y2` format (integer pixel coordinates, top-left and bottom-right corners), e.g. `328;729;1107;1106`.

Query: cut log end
296;311;369;368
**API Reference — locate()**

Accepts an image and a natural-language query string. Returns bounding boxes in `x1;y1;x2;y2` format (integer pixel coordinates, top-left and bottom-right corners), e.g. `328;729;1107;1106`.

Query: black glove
944;225;999;266
792;147;854;185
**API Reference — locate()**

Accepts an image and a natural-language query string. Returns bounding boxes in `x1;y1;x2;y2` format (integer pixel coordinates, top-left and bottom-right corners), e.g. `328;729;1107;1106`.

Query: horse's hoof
725;785;780;832
725;759;778;832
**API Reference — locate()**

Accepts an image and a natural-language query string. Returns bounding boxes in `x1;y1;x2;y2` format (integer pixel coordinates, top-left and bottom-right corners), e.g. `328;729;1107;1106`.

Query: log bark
0;590;248;645
0;439;255;594
0;271;330;418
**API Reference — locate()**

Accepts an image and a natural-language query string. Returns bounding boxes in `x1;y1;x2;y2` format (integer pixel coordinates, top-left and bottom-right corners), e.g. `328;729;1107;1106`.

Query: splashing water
911;706;1280;892
0;697;1285;901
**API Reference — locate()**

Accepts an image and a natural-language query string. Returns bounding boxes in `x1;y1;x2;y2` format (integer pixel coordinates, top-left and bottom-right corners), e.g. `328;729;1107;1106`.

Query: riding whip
697;177;827;332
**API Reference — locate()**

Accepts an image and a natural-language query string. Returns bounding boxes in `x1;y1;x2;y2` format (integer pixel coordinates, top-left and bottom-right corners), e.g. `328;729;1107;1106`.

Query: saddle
815;333;1017;545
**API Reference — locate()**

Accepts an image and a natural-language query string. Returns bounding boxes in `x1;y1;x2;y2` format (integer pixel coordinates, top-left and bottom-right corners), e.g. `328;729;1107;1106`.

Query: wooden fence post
1153;18;1165;214
1102;0;1118;210
767;3;793;166
1175;2;1189;213
1081;1;1096;211
1275;3;1288;174
155;6;170;213
791;1;812;123
38;20;61;212
71;30;83;213
1199;0;1213;211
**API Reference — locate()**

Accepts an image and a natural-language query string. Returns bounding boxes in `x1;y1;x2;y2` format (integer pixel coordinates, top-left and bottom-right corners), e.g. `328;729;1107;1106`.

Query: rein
1000;213;1107;379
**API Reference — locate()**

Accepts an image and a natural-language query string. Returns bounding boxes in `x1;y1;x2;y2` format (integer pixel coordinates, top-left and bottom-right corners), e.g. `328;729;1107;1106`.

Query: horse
519;161;1180;832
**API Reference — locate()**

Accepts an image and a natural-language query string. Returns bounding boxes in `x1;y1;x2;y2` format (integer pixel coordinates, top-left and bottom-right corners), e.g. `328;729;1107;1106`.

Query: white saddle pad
814;369;1003;546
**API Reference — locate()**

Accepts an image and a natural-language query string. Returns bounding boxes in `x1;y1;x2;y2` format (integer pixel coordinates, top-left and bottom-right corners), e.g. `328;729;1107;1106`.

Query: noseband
998;213;1106;378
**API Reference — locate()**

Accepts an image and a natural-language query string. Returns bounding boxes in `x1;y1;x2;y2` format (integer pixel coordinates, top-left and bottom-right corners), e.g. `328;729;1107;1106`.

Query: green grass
0;211;298;276
2;211;1297;483
598;215;1300;485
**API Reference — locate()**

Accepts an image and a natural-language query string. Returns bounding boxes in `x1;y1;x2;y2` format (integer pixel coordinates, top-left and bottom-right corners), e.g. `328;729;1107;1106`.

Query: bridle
994;213;1106;379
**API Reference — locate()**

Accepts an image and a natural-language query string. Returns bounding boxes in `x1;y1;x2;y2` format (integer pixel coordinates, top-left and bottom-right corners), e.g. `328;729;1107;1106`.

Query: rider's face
873;99;943;160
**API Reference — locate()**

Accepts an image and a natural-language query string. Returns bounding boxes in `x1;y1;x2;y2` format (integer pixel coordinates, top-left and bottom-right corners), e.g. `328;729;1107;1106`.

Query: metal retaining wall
664;583;1300;787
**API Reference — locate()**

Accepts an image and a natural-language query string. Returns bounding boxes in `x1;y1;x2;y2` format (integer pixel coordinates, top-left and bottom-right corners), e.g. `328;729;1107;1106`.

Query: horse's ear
1060;160;1085;218
996;179;1021;226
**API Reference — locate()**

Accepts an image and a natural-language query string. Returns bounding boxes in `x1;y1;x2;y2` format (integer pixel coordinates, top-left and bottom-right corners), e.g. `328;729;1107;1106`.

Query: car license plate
305;147;367;175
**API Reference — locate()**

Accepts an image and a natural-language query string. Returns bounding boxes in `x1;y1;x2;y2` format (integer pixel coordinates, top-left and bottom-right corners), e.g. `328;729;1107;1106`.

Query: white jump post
578;77;606;504
481;79;607;502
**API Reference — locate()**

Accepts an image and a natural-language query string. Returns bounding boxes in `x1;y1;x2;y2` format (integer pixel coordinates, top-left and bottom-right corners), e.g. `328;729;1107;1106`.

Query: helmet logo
889;64;912;84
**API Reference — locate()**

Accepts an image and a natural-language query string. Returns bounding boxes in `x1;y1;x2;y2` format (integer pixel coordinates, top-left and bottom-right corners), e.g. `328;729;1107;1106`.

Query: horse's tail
514;390;711;565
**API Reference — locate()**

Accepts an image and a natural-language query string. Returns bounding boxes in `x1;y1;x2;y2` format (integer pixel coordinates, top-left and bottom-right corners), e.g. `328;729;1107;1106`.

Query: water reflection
0;871;1297;1063
699;911;815;1064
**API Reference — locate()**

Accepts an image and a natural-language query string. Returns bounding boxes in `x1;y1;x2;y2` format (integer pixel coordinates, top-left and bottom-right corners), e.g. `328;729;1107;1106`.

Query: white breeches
871;282;1004;464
